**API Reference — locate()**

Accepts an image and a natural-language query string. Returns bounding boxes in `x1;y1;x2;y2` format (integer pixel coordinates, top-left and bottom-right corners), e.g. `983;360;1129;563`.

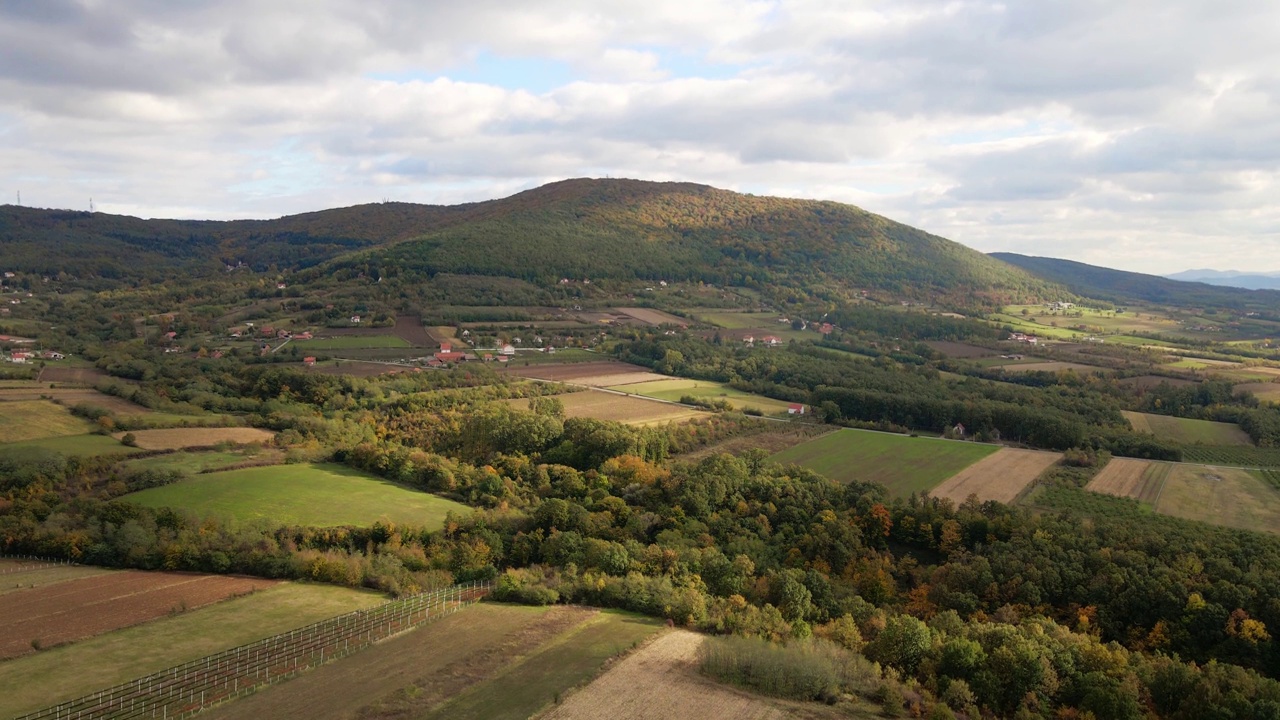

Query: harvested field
0;400;95;443
1117;375;1197;390
772;429;998;497
571;371;672;387
2;583;383;718
37;367;115;385
1156;464;1280;534
1;433;147;457
111;427;275;450
1085;458;1170;504
392;315;433;346
925;341;996;358
930;448;1062;505
0;387;150;414
542;630;857;720
679;427;833;462
523;390;704;426
1122;411;1253;446
612;378;794;415
1237;382;1280;403
292;335;409;350
508;360;654;382
206;604;661;720
996;361;1111;374
0;571;277;659
613;307;689;326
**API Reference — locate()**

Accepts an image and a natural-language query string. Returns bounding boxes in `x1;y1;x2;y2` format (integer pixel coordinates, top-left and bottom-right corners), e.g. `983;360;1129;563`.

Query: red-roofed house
303;356;316;366
787;403;806;415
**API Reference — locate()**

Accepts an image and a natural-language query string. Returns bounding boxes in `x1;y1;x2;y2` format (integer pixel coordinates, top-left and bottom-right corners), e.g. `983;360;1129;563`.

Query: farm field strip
610;378;795;414
1155;464;1280;535
291;335;411;350
0;583;385;719
0;565;114;595
0;387;151;414
541;630;854;720
0;572;279;660
203;601;570;720
523;389;706;426
1121;411;1253;446
110;427;276;450
771;429;999;497
0;400;96;443
612;307;690;326
508;360;655;382
1085;458;1170;504
15;583;489;720
994;361;1111;374
0;433;147;457
931;448;1062;505
124;463;471;527
924;341;997;358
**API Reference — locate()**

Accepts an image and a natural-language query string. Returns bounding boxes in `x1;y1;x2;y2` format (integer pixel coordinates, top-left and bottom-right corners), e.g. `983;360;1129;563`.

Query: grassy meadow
771;429;998;497
0;433;146;457
1122;411;1253;446
614;378;794;415
0;400;96;443
123;463;471;527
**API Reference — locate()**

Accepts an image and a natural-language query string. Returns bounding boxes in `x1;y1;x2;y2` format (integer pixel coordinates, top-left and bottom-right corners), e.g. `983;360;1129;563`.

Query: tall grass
700;635;875;701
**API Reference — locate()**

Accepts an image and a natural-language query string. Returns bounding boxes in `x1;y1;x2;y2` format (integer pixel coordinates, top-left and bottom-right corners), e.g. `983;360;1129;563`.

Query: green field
1156;464;1280;535
123;463;472;527
292;335;410;350
690;311;786;329
1122;411;1253;446
614;378;794;415
0;400;96;443
1181;445;1280;468
504;347;598;365
422;610;662;720
771;429;999;497
0;433;147;457
124;448;282;474
0;583;385;718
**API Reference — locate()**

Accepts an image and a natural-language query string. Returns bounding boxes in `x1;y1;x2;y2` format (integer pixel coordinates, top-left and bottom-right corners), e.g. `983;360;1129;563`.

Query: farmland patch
0;400;95;443
995;361;1111;374
110;427;276;450
1085;458;1170;505
542;630;859;720
1122;411;1253;446
0;571;278;660
508;360;657;383
613;378;794;415
771;429;998;497
930;448;1062;505
0;583;383;718
0;387;150;415
612;307;690;326
515;390;705;426
124;463;471;527
1156;465;1280;534
1;433;147;457
291;335;410;350
924;341;997;358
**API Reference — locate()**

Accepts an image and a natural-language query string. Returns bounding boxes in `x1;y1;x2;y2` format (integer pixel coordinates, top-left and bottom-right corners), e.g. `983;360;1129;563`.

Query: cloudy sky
3;1;1278;274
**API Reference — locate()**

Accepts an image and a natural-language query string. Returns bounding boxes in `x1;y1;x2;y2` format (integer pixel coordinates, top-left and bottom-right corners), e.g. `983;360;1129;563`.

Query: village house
761;335;783;347
788;403;806;415
500;344;516;356
9;351;33;363
303;356;316;366
42;351;65;360
350;315;361;324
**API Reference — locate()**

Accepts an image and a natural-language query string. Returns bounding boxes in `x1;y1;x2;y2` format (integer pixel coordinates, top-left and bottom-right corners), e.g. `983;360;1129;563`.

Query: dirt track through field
0;572;276;658
540;631;836;720
206;605;597;720
930;448;1062;505
1086;458;1165;502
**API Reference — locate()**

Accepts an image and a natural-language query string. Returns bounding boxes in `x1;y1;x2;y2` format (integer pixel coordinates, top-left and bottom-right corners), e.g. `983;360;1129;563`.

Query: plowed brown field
0;571;277;658
930;448;1062;505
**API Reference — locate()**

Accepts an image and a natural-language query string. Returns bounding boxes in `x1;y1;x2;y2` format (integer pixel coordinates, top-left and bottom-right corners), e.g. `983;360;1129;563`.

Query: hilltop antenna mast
89;198;94;213
15;191;19;206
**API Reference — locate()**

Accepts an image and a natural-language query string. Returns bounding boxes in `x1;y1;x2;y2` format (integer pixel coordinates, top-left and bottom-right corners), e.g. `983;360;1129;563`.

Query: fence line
15;580;493;720
0;554;79;575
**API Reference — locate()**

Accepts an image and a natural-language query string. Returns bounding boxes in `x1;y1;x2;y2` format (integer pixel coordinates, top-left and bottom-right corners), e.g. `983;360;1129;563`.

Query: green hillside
3;180;1064;306
351;179;1060;308
991;252;1280;311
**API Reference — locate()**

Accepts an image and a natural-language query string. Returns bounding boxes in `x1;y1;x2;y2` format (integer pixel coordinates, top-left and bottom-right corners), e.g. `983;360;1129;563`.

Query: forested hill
992;252;1280;311
342;179;1061;308
2;180;1063;306
0;201;476;285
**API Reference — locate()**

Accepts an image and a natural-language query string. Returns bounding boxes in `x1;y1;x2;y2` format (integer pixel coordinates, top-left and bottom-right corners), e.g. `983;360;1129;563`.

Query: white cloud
1;0;1278;273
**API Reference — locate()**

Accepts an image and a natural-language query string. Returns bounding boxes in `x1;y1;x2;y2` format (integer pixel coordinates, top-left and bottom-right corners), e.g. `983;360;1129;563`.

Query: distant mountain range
993;253;1280;310
1165;269;1280;290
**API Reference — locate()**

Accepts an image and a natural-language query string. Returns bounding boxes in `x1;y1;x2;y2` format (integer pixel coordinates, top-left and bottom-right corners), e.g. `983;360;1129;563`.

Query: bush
120;432;138;447
700;635;855;701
